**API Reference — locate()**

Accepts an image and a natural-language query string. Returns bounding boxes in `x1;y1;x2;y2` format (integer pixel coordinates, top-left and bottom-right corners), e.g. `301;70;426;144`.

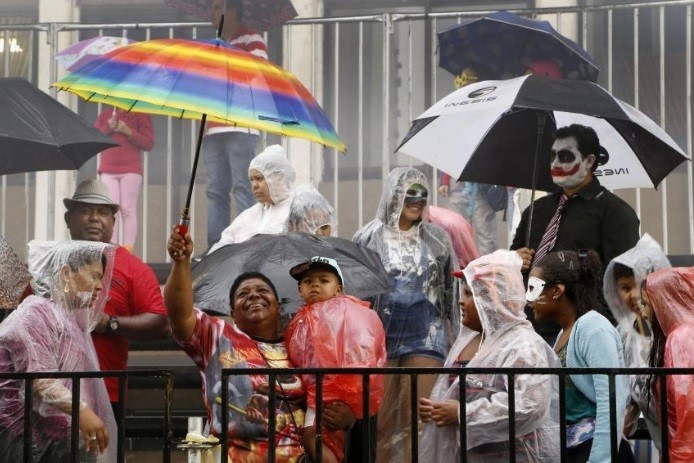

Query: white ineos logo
468;86;497;98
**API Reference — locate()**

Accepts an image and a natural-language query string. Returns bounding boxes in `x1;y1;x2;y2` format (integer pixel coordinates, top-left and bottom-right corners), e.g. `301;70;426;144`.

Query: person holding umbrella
353;167;458;463
203;0;269;250
511;124;640;342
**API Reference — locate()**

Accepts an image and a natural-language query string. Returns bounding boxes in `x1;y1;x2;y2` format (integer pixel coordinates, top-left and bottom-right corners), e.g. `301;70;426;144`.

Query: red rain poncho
645;267;694;463
425;205;479;268
285;295;387;417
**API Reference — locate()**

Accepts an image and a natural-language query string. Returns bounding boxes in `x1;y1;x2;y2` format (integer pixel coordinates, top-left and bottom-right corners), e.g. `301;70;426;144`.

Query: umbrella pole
524;111;546;249
178;113;207;237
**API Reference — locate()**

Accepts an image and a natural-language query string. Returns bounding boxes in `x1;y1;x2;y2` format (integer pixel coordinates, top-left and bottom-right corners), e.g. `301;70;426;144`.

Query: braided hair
533;249;604;316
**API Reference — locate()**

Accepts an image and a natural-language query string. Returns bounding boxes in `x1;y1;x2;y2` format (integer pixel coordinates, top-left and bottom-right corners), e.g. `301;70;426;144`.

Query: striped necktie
532;194;569;267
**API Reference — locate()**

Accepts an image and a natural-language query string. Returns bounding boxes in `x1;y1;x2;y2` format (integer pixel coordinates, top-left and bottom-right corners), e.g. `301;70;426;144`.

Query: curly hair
533;249;604;316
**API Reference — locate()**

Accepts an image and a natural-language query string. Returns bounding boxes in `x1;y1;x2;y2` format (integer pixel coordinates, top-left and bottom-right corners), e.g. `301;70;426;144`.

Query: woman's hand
115;120;133;137
79;406;109;454
430;399;460;427
167;226;193;262
323;401;356;430
419;397;434;422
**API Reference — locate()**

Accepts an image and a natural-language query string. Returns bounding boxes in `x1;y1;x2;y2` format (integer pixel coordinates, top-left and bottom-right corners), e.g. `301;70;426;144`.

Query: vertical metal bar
316;372;324;463
559;374;567;463
285;25;293;160
659;6;669;252
607;9;613;93
608;374;618;462
333;22;340;235
221;372;229;461
165;27;174;262
407;19;414;168
268;373;277;463
508;373;516;463
459;373;467;463
581;10;588;54
660;373;669;462
70;377;81;463
382;14;392;180
117;375;127;463
556;12;562;34
23;378;33;463
410;373;418;463
362;374;370;462
187;26;197;249
26;31;35;243
358;21;364;228
1;30;8;236
431;17;439;206
310;23;317;185
633;8;642;222
686;5;693;254
142;26;151;261
163;372;173;463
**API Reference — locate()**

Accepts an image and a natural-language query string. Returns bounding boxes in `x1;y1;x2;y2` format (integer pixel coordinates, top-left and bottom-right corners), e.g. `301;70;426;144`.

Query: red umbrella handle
178;209;190;237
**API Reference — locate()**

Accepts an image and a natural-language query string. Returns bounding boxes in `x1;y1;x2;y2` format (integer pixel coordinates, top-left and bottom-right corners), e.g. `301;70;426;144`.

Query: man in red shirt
203;0;269;251
64;179;170;419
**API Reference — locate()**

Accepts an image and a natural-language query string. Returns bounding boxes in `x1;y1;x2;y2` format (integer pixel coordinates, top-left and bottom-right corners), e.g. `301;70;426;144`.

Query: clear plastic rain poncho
287;184;337;236
209;144;296;253
353;167;460;357
0;240;117;463
421;250;560;463
645;267;694;463
603;233;670;444
353;167;459;463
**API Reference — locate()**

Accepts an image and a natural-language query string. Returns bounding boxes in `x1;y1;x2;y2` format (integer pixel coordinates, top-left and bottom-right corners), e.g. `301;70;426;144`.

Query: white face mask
526;276;549;303
550;138;595;189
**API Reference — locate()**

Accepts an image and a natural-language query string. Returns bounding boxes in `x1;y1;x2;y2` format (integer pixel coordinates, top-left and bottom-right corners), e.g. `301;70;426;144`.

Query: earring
552;295;558;300
64;284;69;293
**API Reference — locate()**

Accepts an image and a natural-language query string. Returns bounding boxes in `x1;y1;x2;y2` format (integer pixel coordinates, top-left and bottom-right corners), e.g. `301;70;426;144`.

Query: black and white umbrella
397;74;689;192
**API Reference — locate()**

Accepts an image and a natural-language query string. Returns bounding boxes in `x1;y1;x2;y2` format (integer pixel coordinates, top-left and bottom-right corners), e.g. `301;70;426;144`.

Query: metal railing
223;366;694;463
3;366;693;462
0;0;691;260
0;369;174;463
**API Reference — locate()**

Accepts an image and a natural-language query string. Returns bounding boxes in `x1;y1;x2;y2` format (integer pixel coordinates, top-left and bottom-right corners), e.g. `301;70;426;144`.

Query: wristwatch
107;316;120;333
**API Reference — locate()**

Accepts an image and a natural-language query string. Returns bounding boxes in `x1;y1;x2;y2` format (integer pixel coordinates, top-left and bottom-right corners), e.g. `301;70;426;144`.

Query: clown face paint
550;137;595;189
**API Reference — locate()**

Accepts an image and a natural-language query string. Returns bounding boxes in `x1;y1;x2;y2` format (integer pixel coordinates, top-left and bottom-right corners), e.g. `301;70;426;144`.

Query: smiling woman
164;227;306;462
353;167;459;463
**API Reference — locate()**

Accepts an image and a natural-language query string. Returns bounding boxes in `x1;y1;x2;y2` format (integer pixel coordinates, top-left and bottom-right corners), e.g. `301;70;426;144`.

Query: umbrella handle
178;208;190;237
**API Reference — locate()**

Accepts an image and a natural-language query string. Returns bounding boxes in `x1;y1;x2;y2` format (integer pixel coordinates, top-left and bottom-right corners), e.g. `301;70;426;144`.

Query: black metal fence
3;366;694;463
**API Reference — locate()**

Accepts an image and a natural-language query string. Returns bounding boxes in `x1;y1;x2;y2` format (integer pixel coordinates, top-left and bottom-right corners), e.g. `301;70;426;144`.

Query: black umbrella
438;10;599;82
192;233;391;317
0;78;117;175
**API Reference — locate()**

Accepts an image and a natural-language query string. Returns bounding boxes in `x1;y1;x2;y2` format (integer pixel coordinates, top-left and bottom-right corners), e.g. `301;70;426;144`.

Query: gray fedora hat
63;178;119;212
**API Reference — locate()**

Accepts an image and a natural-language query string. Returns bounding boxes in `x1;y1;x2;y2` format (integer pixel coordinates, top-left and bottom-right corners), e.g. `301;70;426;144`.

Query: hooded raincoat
603;233;670;445
353;167;459;361
0;240;117;463
645;267;694;463
425;205;479;268
209;145;296;253
420;250;560;463
287;184;337;235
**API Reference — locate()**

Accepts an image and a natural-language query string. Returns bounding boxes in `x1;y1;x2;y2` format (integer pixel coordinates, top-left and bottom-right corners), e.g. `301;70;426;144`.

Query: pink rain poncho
285;295;386;460
645;266;694;463
0;240;117;463
420;251;560;462
425;205;479;268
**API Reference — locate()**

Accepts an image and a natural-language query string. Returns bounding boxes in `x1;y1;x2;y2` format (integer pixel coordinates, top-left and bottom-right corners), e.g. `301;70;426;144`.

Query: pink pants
100;173;142;246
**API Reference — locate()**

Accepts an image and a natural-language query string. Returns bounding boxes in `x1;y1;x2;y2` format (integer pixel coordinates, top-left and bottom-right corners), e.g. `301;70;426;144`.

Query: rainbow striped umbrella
53;38;344;151
53;38;345;230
